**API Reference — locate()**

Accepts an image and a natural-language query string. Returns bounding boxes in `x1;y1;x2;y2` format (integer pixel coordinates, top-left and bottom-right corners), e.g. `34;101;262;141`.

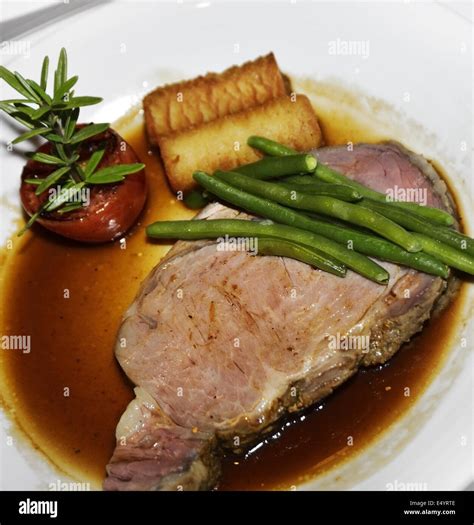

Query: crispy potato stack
143;53;322;192
144;53;286;144
159;95;322;192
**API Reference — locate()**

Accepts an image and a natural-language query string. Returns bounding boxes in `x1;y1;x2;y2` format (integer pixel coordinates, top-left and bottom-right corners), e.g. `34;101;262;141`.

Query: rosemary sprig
0;48;145;233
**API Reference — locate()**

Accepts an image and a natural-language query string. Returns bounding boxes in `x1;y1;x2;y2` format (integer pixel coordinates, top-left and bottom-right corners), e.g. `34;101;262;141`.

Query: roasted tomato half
20;127;147;243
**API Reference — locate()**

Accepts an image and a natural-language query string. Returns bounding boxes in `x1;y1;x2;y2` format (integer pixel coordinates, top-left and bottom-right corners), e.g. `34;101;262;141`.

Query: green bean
413;234;474;275
247;135;297;156
194;171;448;278
315;163;454;227
183;190;210;209
231;154;317;179
277;182;362;202
360;199;474;256
281;174;320;185
194;172;389;283
443;229;474;256
147;219;345;276
214;171;421;253
391;201;454;225
253;238;345;276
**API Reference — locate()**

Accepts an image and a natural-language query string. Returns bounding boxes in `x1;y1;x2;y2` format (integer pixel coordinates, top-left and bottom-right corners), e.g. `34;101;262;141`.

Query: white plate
0;0;472;491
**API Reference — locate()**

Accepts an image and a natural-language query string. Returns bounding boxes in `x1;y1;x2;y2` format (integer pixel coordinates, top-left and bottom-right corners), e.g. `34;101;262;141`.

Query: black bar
0;490;472;523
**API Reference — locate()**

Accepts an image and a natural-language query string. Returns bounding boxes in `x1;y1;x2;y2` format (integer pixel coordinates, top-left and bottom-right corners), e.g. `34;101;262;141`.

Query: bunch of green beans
247;135;454;227
147;217;389;283
215;170;421;253
244;136;474;275
193;171;448;278
147;135;474;281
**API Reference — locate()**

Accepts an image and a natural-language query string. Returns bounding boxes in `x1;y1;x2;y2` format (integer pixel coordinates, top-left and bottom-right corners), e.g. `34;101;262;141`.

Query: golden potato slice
144;53;286;145
159;95;322;193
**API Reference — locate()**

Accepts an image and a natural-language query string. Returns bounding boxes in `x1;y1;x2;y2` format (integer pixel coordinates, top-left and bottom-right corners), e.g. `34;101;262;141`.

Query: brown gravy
0;106;465;490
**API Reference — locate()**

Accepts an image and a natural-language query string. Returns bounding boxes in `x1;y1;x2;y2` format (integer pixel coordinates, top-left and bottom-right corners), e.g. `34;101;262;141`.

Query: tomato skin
20;127;147;243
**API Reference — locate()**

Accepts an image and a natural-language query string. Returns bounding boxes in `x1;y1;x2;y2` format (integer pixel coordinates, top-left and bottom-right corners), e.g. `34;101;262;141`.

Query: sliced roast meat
104;142;455;491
